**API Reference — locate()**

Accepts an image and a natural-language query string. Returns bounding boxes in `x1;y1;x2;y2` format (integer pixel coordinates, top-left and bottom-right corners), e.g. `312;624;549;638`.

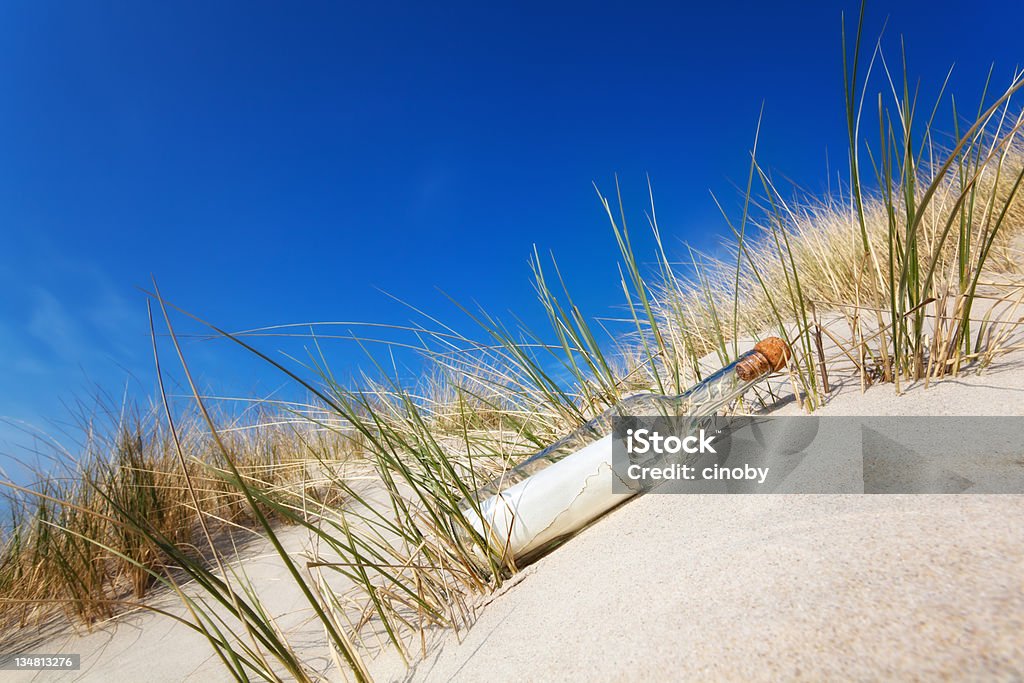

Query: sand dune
380;357;1024;681
8;354;1024;682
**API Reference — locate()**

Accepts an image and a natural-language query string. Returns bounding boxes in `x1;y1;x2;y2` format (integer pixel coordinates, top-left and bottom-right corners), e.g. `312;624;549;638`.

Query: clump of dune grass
0;388;356;634
4;3;1024;681
640;8;1024;402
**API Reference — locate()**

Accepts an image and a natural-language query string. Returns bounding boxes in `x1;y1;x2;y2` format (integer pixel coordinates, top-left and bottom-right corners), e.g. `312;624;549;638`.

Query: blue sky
2;1;1023;459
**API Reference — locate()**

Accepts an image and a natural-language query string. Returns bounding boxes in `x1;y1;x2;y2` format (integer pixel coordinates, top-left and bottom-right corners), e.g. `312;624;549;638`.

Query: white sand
408;495;1024;681
2;526;341;682
7;356;1024;681
399;356;1024;682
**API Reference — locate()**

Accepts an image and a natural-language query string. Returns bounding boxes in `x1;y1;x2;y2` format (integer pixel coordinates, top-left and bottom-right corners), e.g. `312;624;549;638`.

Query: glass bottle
457;337;790;566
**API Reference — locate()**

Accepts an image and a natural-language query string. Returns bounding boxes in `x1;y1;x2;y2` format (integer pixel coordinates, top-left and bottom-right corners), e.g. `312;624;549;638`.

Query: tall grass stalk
3;6;1024;680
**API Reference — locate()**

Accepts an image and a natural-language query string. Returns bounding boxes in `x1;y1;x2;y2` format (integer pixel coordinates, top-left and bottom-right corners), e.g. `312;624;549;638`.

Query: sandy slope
6;357;1023;682
394;357;1024;682
406;495;1023;681
1;525;340;683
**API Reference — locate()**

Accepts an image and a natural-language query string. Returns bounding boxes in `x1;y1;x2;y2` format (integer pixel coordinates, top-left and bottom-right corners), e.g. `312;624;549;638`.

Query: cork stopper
753;337;791;372
735;337;791;381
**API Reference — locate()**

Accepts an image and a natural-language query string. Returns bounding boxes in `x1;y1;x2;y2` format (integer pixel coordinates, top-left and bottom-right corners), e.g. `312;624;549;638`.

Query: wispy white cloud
0;254;148;458
26;286;86;362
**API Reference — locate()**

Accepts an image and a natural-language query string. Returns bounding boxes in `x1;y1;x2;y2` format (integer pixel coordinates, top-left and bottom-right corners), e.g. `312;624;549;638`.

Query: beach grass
3;4;1024;680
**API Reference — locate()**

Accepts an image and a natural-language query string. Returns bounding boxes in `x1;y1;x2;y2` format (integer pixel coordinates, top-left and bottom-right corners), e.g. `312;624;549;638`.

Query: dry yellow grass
3;18;1024;680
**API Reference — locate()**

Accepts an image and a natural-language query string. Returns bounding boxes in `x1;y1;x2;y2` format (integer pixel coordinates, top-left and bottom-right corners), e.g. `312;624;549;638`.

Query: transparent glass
457;347;779;566
463;348;765;503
